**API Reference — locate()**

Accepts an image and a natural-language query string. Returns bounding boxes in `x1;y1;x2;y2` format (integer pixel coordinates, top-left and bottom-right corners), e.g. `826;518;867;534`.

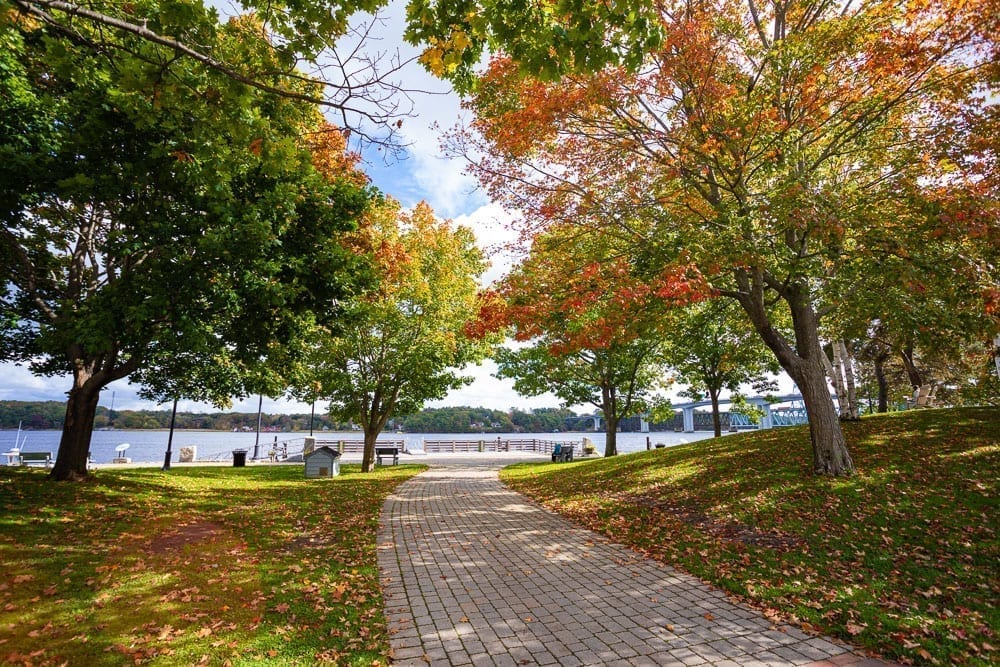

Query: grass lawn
502;407;998;666
0;462;425;666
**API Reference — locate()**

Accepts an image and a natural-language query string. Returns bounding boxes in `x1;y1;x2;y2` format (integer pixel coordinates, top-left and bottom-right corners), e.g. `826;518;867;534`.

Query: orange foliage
471;230;711;354
302;120;367;187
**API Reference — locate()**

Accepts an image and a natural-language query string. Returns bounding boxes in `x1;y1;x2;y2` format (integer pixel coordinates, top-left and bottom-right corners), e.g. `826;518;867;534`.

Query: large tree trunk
601;384;618;457
360;391;395;473
820;342;850;419
51;368;104;481
361;429;377;473
900;344;923;388
873;351;890;413
603;414;618;457
790;358;854;474
839;340;860;420
709;387;722;437
733;269;854;476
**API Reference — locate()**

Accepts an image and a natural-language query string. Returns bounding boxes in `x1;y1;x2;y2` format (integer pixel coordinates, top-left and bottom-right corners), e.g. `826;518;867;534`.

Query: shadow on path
378;465;895;667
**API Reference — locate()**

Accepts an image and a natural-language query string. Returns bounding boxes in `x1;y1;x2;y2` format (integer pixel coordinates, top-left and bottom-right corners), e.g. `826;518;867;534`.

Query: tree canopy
3;0;416;149
0;9;373;479
471;224;703;456
441;0;999;475
302;199;490;471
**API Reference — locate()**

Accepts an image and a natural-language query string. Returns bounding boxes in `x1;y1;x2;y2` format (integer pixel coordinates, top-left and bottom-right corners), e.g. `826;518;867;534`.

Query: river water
1;428;721;465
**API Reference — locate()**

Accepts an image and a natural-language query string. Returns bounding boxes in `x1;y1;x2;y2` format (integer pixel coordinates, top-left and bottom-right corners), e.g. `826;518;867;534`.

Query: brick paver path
378;462;890;666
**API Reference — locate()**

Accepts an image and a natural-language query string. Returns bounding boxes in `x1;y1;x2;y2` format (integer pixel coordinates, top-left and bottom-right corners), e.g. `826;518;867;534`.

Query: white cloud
452;202;524;286
2;3;557;418
428;359;563;411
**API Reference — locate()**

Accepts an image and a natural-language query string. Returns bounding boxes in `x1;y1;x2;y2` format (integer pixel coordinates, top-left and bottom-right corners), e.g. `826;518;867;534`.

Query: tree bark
362;429;377;473
874;351;890;413
601;384;618;457
603;414;618;457
900;344;923;388
733;269;854;476
821;342;850;419
839;340;860;420
51;368;103;481
792;356;854;474
709;387;722;437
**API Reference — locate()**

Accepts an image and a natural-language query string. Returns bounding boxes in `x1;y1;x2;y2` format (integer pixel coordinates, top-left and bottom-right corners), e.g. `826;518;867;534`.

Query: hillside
502;407;999;666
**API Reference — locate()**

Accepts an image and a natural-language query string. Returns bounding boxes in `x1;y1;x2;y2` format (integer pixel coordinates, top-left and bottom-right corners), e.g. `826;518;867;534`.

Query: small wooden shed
304;446;341;478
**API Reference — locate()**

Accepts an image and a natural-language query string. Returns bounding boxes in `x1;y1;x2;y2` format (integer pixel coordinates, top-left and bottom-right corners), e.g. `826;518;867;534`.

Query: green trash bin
232;449;248;467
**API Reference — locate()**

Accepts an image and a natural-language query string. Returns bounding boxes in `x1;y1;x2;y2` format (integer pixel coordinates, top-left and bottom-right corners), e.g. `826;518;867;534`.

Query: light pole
163;397;178;471
309;399;315;436
253;394;263;460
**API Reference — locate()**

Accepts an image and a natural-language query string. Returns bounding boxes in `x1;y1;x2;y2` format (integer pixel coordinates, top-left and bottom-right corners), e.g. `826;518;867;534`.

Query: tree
0;14;371;479
472;224;704;457
304;200;490;472
437;0;998;475
4;0;416;149
666;300;780;437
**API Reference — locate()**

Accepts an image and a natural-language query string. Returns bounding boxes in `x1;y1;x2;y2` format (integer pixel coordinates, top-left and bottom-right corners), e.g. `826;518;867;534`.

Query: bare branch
11;0;424;153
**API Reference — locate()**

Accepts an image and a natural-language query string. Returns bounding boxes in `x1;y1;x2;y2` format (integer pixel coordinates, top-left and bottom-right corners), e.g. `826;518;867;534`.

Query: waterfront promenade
377;456;895;667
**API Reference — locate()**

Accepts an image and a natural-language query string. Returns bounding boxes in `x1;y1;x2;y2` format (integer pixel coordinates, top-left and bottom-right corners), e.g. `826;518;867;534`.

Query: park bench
20;452;53;468
551;443;574;463
376;446;400;465
905;385;937;409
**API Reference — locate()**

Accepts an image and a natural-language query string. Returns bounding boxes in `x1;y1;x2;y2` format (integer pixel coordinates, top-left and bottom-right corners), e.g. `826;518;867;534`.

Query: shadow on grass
0;462;426;666
501;407;999;667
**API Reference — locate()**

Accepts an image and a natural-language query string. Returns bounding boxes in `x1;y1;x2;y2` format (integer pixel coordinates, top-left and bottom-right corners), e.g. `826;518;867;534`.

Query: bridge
573;394;815;433
638;394;811;432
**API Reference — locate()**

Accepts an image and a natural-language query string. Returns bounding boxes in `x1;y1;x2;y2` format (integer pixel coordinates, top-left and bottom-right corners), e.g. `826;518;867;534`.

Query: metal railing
421;438;579;455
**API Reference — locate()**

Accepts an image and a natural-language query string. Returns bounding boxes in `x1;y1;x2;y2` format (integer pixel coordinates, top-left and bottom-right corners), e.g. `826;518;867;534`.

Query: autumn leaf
846;622;866;636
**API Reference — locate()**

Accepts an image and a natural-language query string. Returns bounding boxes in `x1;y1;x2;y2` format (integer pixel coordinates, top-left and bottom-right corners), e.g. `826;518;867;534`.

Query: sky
1;3;798;417
0;3;565;416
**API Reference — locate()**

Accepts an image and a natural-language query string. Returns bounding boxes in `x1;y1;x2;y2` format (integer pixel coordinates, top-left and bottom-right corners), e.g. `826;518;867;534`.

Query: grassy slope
0;463;425;666
501;407;998;666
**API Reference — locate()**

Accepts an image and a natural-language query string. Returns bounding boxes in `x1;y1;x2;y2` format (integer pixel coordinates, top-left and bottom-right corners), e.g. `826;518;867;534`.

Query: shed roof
304;446;341;460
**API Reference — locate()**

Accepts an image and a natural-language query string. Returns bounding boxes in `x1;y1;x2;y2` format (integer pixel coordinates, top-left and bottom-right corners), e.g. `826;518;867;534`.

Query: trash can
232;449;248;467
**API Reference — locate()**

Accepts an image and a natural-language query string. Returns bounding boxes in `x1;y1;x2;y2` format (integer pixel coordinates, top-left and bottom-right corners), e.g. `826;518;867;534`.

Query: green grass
0;463;425;666
501;407;999;666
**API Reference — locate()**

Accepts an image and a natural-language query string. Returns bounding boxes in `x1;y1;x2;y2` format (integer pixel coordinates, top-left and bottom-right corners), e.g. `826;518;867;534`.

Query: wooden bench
905;385;937;409
375;446;400;465
20;452;53;468
551;444;574;463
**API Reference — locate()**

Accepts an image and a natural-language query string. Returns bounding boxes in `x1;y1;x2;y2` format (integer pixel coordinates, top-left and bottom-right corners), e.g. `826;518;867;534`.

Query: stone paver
378;460;893;666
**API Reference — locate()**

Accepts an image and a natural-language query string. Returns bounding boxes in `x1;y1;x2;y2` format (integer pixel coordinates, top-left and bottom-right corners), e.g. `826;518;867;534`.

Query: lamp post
163;397;178;471
309;399;315;437
253;394;263;460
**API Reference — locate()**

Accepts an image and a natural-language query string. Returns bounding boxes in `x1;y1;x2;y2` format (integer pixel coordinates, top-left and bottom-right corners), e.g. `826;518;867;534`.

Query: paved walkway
377;460;890;666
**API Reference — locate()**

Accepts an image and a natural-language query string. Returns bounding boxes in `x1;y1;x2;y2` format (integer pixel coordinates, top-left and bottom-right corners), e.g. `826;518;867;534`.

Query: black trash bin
232;449;248;467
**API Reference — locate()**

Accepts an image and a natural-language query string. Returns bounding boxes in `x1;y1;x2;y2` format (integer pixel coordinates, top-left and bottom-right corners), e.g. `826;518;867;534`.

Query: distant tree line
0;401;350;432
395;407;581;433
2;401;615;433
5;400;804;434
